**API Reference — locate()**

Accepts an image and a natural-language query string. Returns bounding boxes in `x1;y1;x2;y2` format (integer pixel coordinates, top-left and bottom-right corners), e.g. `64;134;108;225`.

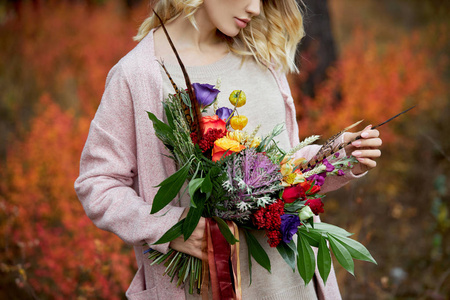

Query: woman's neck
153;9;229;67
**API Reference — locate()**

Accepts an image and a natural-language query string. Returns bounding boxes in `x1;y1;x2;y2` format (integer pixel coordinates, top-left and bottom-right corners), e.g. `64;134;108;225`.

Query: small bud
299;205;314;220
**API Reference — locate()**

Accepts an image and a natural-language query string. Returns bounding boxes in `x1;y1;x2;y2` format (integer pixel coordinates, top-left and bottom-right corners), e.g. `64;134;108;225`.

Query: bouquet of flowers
143;14;379;299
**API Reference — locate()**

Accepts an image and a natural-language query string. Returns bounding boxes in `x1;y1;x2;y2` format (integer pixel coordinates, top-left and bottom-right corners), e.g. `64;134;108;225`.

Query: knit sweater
75;29;360;300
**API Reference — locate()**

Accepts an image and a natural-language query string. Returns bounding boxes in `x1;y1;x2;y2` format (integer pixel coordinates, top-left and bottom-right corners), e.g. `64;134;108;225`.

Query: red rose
300;181;321;196
307;185;321;196
305;199;324;215
282;185;306;203
300;181;311;191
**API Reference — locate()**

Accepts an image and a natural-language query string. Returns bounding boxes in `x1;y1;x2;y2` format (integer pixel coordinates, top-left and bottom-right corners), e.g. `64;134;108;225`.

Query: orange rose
202;115;226;135
211;137;245;162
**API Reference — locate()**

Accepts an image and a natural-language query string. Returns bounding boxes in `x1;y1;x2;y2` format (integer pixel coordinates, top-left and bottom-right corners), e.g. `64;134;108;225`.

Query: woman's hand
169;208;205;260
344;125;382;175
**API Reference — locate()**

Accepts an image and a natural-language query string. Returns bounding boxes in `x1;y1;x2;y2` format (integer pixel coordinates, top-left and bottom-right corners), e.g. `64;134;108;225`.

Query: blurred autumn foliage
0;0;448;299
291;1;450;298
0;1;141;298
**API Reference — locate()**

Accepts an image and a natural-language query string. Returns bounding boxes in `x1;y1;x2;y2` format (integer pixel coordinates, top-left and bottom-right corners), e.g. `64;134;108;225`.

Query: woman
75;0;382;299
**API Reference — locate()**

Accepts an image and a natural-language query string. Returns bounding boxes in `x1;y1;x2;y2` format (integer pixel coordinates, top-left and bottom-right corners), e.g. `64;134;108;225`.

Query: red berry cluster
190;132;198;144
191;129;227;153
252;199;285;247
266;230;282;248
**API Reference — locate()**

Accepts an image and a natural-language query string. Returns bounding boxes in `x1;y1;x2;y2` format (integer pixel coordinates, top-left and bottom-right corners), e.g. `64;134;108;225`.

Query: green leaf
284;201;307;213
298;226;321;247
317;235;332;284
188;178;204;208
286;238;298;255
146;111;174;141
246;235;253;285
313;223;353;237
180;91;192;108
256;123;284;152
212;217;239;245
163;102;175;129
276;242;296;272
244;230;271;273
327;233;354;276
328;233;376;264
182;197;206;241
151;160;192;214
297;233;315;285
152;219;184;244
200;171;212;198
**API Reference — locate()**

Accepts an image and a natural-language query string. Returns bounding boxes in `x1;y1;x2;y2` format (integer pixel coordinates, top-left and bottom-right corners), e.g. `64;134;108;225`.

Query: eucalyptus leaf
327;233;354;276
152;219;184;245
151;160;192;214
317;235;332;284
328;233;376;264
244;230;271;273
276;242;296;272
212;216;239;244
297;233;315;285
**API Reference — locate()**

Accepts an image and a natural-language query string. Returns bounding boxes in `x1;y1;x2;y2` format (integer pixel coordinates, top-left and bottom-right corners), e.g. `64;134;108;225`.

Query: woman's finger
351;138;383;148
355;157;377;169
352;149;381;158
344;128;379;145
360;129;380;139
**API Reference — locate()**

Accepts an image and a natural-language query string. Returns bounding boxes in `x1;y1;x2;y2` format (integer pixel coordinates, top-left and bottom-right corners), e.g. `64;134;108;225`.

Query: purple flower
322;158;335;172
307;173;326;186
337;169;345;176
192;83;220;107
216;107;234;123
280;214;301;244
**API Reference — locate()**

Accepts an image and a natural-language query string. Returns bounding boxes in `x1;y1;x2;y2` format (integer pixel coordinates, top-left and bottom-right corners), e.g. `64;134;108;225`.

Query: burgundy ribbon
206;218;236;300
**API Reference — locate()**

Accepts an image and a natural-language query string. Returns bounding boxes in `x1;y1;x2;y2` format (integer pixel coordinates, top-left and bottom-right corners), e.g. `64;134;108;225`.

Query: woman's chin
217;27;240;38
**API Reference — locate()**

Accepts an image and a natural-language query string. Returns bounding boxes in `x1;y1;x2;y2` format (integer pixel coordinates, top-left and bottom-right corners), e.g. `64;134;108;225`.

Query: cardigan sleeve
278;72;366;194
74;64;185;253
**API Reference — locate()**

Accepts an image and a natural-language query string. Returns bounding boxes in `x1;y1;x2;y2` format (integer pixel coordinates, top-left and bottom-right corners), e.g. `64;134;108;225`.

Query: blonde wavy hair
134;0;305;72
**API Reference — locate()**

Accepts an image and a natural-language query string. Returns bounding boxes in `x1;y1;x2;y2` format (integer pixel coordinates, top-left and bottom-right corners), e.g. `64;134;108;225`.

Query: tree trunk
296;0;337;98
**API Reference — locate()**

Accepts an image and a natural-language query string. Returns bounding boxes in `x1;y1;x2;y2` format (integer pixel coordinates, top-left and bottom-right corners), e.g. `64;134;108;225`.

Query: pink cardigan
75;31;358;300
